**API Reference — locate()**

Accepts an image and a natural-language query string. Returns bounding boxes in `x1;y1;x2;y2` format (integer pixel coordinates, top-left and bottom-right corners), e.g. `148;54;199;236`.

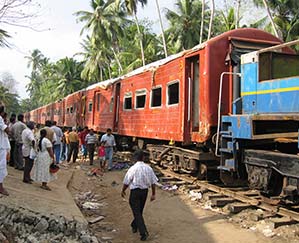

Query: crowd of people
0;105;117;195
0;104;158;241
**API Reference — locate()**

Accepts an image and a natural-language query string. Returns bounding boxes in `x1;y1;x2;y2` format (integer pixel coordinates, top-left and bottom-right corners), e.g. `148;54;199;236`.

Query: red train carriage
26;28;284;178
82;79;117;131
63;91;83;128
52;100;64;127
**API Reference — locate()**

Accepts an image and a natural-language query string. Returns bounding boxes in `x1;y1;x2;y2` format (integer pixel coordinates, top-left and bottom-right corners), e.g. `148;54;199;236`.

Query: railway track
152;164;299;227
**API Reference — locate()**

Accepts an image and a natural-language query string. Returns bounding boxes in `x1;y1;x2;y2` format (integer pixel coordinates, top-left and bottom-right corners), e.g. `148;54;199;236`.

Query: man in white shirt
51;121;63;163
100;128;116;170
121;150;158;241
0;106;10;196
11;114;26;170
22;121;35;183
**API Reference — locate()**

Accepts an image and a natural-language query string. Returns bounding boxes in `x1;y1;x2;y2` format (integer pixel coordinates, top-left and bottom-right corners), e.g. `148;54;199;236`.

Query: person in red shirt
78;126;88;162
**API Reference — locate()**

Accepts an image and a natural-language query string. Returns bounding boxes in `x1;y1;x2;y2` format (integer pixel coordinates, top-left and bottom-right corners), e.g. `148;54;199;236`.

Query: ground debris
88;216;105;224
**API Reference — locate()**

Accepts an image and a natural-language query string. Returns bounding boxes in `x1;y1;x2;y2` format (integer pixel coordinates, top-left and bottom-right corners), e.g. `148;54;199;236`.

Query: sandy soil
69;165;275;243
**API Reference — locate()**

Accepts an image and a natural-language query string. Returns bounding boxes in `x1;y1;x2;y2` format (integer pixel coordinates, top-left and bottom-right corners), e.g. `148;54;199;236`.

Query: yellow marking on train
241;87;299;96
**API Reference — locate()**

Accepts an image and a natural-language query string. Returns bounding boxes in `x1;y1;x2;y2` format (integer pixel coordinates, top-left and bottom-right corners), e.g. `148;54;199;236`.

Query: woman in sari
32;129;56;190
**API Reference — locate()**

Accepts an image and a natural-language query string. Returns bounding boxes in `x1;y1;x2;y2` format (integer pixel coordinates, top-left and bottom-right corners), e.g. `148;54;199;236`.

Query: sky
0;0;176;99
0;0;263;100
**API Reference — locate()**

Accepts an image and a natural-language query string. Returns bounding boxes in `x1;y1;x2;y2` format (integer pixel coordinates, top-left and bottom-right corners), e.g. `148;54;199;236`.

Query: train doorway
184;55;200;142
113;82;121;132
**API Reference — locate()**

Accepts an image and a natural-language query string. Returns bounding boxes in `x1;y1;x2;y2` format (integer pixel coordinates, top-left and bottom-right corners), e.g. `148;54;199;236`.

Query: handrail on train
215;72;241;157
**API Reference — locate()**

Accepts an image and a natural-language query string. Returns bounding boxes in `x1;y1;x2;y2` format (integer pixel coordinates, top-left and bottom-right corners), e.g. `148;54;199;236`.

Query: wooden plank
88;216;105;224
228;203;251;213
205;193;225;200
211;198;236;207
267;217;297;228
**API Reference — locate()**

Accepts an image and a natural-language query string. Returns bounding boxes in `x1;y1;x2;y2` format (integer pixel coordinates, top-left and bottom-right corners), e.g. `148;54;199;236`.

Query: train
25;28;299;204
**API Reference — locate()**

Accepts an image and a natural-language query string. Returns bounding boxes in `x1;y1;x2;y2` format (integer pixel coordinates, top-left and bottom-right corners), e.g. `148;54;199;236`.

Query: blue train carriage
218;40;299;203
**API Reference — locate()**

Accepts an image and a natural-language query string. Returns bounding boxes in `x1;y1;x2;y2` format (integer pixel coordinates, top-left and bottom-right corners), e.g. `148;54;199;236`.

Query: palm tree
0;29;10;47
253;0;279;37
165;0;203;51
75;0;126;72
53;57;86;97
154;0;167;57
121;0;148;66
199;0;205;44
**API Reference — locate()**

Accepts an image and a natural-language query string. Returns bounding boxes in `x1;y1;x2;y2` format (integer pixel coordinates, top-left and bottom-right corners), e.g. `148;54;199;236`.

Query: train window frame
124;92;132;111
88;102;93;113
135;89;147;109
150;86;162;109
166;80;180;106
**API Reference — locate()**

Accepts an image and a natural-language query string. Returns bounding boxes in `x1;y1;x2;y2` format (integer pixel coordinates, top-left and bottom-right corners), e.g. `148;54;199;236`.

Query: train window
110;96;114;112
259;52;299;82
135;89;146;109
70;106;73;113
66;108;69;114
88;102;93;112
96;93;100;111
151;87;162;108
124;92;132;110
167;81;179;105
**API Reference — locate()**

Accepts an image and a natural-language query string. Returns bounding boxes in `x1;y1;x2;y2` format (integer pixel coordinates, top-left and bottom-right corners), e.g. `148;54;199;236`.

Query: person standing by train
51;121;63;164
100;128;116;171
78;126;88;162
11;114;26;170
0;106;10;196
121;150;158;241
67;127;79;164
85;129;97;165
42;120;57;144
21;121;35;184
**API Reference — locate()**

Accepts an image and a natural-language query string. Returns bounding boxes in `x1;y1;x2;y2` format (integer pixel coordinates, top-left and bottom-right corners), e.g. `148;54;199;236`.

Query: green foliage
165;0;207;52
0;85;20;115
25;50;87;109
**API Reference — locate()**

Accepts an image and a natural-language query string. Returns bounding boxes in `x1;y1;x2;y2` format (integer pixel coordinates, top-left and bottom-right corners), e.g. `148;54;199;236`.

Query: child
98;142;106;170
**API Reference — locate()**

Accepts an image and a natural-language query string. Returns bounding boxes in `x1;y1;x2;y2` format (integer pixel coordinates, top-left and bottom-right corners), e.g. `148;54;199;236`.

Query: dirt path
69;166;275;243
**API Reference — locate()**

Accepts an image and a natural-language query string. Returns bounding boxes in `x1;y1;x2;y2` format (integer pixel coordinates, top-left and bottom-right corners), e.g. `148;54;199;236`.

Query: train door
184;55;200;142
113;83;121;132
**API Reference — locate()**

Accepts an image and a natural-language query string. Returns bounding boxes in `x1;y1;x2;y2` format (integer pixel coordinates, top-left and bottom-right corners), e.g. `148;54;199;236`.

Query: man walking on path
51;121;63;163
11;114;26;170
100;128;116;170
22;121;35;183
85;129;97;165
0;106;10;195
121;150;158;241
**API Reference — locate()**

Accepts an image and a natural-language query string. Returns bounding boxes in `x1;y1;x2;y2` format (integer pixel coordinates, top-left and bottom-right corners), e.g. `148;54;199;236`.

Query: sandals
40;185;51;191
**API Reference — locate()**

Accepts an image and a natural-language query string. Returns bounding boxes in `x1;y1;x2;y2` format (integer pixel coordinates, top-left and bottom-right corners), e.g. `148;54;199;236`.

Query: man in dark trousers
121;150;158;241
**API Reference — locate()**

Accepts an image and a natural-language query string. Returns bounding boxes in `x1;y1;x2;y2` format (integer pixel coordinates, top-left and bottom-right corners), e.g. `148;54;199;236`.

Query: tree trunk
155;0;168;58
111;47;123;73
134;13;145;66
200;0;205;44
235;0;241;29
207;0;215;40
262;0;279;38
